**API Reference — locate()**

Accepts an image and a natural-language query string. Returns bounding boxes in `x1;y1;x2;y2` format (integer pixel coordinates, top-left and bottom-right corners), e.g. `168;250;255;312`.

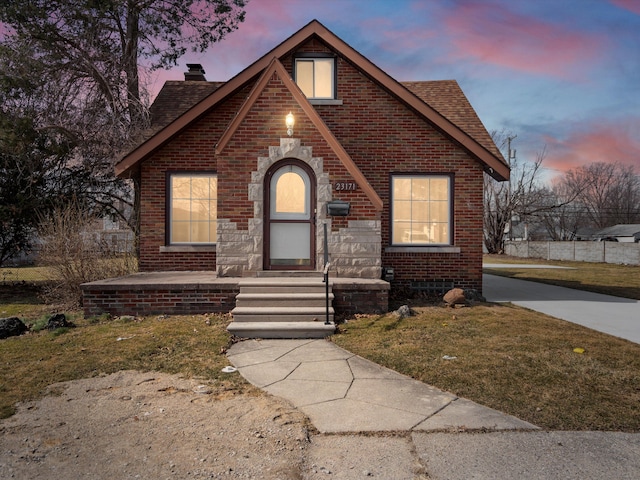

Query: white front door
264;161;316;270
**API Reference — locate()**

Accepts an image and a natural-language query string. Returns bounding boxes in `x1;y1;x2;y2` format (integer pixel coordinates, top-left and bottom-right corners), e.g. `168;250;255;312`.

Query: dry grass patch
333;303;640;431
0;311;249;419
483;254;640;300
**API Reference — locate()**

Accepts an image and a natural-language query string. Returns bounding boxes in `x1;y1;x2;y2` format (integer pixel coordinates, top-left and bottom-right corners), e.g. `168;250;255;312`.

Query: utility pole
507;135;517;241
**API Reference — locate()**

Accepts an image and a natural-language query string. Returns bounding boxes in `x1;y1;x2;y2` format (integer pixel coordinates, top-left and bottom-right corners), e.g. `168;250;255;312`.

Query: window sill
160;245;216;253
385;246;461;254
309;99;343;105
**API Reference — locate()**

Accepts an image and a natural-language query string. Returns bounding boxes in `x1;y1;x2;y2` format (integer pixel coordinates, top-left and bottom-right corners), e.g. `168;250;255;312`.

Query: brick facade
126;25;505;301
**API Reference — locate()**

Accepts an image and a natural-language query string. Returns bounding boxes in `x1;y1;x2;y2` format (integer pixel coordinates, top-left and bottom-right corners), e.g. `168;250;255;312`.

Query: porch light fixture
285;111;295;136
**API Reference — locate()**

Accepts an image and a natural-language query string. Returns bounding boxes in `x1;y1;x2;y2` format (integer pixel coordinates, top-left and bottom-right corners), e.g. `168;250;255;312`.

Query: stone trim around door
215;137;381;278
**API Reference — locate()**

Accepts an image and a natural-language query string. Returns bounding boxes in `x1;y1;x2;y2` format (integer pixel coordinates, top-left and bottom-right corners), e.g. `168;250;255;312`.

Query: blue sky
154;0;640;180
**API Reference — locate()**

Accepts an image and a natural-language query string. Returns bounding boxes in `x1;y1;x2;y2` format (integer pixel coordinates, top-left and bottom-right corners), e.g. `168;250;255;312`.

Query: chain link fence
0;265;51;285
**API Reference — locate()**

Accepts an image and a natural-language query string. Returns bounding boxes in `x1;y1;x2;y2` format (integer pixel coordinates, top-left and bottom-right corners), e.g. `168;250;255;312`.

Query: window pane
432;224;448;243
393;221;411;244
430;178;449;200
191;177;209;198
393;200;411;222
172;199;190;221
296;60;314;97
276;172;306;213
411;201;429;223
431;201;449;222
172;177;191;198
191;199;210;221
411;178;429;201
393;178;412;200
191;221;209;243
210;177;218;200
209;221;217;242
172;222;189;243
314;59;333;98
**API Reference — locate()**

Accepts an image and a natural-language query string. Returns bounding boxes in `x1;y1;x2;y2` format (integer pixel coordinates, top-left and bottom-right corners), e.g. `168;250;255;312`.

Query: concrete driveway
483;272;640;344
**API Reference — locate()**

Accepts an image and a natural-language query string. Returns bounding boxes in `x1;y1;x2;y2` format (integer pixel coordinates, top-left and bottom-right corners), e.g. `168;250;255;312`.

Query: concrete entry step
235;292;334;308
227;321;335;339
256;271;324;278
238;279;327;294
228;277;336;338
230;306;334;323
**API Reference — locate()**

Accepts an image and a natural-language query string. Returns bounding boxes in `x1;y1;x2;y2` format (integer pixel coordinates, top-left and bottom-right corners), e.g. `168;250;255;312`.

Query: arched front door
264;160;316;270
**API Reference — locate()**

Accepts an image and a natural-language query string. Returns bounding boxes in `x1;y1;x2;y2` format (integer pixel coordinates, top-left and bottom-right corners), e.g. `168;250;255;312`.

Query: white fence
504;241;640;266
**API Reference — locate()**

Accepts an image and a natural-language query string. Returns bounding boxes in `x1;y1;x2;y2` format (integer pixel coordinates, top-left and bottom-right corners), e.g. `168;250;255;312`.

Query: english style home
82;20;508;337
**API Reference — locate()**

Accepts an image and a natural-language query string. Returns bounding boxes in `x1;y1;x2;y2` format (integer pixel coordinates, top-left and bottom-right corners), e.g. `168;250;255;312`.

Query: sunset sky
153;0;639;180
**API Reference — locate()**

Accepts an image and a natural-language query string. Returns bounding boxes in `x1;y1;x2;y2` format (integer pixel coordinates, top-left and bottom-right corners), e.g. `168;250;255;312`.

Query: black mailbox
382;267;395;281
327;200;350;216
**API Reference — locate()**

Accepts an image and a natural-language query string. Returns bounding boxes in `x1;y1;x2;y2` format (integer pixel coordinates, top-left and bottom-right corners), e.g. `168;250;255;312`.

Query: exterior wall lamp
286;112;295;136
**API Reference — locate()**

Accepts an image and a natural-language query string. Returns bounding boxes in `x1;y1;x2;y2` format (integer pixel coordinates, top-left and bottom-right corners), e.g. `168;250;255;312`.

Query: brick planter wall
82;284;239;317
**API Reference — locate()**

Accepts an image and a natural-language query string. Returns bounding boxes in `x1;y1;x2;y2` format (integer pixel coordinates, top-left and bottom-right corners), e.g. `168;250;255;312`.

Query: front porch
81;272;389;329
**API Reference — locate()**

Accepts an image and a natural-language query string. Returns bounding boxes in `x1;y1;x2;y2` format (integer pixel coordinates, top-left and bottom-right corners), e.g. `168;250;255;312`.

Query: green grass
483;254;640;300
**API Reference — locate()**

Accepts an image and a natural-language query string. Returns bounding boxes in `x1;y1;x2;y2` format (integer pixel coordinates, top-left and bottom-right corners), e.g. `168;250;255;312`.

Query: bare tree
560;162;640;229
536;180;589;240
483;132;549;253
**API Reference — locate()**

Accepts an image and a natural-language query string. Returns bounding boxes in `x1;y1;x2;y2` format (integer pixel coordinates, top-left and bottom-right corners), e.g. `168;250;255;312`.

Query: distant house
83;20;508;324
594;224;640;243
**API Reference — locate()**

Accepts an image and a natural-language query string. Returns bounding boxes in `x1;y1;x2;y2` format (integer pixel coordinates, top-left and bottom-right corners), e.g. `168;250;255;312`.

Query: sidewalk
227;339;640;479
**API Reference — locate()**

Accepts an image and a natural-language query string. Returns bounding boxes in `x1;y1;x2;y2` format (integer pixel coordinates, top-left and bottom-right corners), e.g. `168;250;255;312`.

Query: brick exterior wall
136;38;485;294
81;280;388;317
82;285;239;317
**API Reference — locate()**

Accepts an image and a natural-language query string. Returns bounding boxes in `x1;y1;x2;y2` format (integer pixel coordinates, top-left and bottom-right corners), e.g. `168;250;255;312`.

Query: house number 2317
334;182;357;191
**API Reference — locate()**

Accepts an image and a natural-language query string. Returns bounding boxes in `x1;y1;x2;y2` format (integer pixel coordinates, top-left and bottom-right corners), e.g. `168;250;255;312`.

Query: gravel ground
0;371;313;479
0;371;429;479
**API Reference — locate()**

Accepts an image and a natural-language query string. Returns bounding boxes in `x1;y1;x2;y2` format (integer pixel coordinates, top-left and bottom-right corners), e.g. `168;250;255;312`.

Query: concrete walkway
227;339;536;434
483;273;640;344
227;339;640;479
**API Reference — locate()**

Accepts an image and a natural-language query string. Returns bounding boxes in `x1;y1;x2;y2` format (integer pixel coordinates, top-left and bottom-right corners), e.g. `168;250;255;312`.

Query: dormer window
294;55;336;99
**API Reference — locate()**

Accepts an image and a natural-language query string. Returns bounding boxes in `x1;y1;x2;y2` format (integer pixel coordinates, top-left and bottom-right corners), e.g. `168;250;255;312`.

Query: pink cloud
543;118;640;172
611;0;640;15
145;0;302;99
443;3;607;79
360;18;436;54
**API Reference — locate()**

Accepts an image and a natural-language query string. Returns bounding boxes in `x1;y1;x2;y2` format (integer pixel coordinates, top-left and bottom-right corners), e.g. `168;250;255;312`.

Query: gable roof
217;57;383;210
401;80;503;160
116;20;509;181
149;80;222;132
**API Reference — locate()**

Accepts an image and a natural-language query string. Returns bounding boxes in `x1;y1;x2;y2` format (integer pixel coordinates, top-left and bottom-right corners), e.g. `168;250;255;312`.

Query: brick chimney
185;63;207;81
